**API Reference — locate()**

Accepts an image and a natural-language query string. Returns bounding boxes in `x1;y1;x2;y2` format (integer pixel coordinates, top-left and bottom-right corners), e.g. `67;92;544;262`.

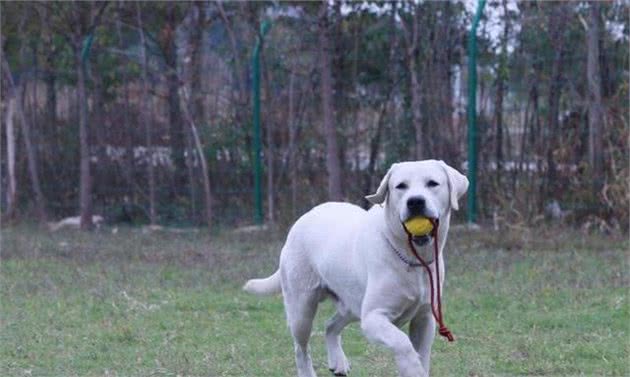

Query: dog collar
391;245;423;269
384;236;424;269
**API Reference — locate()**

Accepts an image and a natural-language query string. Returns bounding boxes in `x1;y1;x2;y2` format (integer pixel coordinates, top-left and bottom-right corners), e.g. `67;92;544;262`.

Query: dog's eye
395;182;408;190
427;180;439;188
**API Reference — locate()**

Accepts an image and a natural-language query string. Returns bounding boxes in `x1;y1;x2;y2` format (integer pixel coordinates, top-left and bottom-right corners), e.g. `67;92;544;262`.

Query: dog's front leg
361;311;427;377
409;307;436;374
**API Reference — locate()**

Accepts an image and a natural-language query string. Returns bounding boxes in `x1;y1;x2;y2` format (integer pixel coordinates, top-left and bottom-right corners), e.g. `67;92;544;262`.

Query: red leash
404;219;454;342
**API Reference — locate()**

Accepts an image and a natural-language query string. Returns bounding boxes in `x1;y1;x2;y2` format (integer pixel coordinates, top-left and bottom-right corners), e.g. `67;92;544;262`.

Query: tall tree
318;1;343;201
181;87;213;231
586;2;604;194
74;3;107;230
494;0;510;182
544;2;569;200
39;6;58;136
263;55;276;223
216;2;248;109
136;3;157;224
188;2;205;126
159;3;187;200
2;57;47;222
182;3;213;230
399;3;423;160
287;69;298;218
4;92;17;219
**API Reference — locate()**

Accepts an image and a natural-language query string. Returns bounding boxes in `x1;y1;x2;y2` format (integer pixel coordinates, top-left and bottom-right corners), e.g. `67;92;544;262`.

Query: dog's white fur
244;160;468;377
48;215;104;232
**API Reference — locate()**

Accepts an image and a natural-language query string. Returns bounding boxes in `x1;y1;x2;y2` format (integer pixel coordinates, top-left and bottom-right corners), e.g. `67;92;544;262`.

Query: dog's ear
439;161;469;211
365;164;397;205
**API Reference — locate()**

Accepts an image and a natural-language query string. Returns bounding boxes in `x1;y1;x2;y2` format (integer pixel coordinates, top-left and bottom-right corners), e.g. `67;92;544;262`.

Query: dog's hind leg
284;292;319;377
325;311;353;376
281;263;321;377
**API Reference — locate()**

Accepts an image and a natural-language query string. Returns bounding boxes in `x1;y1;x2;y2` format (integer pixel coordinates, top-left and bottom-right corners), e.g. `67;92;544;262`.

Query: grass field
1;224;628;376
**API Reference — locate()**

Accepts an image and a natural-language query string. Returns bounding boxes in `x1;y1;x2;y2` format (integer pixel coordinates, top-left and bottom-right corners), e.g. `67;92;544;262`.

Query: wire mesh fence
1;1;627;230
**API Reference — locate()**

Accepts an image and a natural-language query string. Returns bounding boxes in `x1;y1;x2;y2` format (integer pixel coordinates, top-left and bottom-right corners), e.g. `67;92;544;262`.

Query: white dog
244;160;469;377
48;215;104;232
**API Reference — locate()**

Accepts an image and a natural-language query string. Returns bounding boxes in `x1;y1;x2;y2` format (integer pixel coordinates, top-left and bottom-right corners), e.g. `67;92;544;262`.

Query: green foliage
1;2;627;227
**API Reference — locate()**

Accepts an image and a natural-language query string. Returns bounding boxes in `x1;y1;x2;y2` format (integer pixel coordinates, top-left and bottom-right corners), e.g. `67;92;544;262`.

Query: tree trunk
544;5;568;200
364;100;390;207
318;2;343;201
217;1;249;156
494;0;509;182
40;6;57;132
189;2;205;125
409;57;423;160
112;11;136;202
587;2;604;194
263;60;275;224
288;70;298;218
136;3;156;224
399;3;422;160
163;4;186;199
4;95;17;218
44;56;57;134
190;124;212;231
181;88;213;231
217;2;247;106
73;2;107;230
76;49;93;230
186;3;208;224
185;126;198;221
410;13;422;160
2;57;47;222
180;4;212;229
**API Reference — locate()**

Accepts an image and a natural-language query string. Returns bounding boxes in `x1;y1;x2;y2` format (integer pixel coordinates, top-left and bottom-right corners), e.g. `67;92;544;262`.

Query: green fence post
467;0;485;224
81;33;95;64
252;20;271;225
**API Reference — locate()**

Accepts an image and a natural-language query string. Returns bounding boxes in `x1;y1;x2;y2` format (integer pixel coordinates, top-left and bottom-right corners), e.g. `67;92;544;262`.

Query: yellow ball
404;217;434;236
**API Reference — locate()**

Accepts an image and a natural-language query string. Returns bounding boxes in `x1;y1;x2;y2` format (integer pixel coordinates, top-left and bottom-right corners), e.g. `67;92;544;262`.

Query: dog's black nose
407;197;426;213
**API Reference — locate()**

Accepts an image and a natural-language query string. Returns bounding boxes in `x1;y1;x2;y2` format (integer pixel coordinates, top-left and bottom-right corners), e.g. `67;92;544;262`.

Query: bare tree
159;3;187;200
287;69;298;218
544;3;569;200
363;5;399;207
188;2;205;125
429;1;459;160
263;56;276;223
61;3;108;230
586;2;604;194
4;95;17;219
39;6;58;137
399;3;423;159
216;2;247;108
494;0;510;182
216;1;252;170
113;5;137;202
2;2;626;228
136;3;157;224
2;57;47;222
76;26;93;229
182;2;213;230
181;87;213;231
318;1;343;201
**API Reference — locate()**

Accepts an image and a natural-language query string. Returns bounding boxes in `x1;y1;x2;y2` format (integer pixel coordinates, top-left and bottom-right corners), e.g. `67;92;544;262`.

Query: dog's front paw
328;355;350;376
396;351;427;377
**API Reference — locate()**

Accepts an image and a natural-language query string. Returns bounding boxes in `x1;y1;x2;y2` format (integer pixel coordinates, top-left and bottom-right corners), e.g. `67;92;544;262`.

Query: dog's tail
243;269;282;296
